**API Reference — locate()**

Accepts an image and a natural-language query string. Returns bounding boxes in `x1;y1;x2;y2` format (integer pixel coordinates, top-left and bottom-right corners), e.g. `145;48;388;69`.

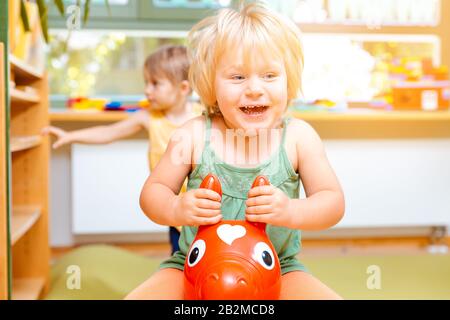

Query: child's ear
179;80;191;95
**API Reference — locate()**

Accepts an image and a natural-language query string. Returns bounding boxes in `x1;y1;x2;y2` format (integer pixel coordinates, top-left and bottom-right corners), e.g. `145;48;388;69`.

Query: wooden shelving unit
9;54;43;82
0;43;8;301
10;87;40;106
10;135;42;152
10;206;42;245
11;277;46;300
0;4;50;299
9;52;50;299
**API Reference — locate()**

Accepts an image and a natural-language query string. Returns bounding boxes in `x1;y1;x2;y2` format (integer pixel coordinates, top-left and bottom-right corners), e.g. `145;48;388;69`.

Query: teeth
242;105;264;109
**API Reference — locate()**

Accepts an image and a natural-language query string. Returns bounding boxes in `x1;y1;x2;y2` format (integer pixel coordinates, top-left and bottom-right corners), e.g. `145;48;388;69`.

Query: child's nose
245;77;264;98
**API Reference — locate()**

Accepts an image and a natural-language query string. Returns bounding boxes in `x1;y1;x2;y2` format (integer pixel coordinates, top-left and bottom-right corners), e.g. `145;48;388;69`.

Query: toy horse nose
199;265;256;300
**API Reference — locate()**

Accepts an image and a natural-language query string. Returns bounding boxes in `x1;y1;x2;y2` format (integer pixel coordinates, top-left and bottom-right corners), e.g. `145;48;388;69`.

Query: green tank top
159;114;307;274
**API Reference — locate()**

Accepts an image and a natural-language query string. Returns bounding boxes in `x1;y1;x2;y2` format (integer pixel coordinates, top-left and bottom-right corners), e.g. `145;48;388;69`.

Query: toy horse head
183;173;281;300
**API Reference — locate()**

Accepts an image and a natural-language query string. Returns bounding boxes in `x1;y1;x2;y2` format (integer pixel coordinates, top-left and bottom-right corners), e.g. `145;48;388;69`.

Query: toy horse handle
248;175;270;232
198;173;270;232
199;173;223;198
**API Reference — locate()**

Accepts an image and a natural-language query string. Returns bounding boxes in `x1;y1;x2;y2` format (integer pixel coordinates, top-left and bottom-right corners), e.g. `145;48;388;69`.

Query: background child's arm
290;120;345;230
139;117;222;227
42;110;149;148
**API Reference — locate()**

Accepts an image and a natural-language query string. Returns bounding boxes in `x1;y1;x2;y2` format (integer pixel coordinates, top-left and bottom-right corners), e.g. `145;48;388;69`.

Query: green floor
44;244;450;300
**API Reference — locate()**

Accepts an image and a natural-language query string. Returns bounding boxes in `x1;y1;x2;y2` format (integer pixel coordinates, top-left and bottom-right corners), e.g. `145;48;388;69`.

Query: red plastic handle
251;175;270;188
247;175;270;232
199;173;223;198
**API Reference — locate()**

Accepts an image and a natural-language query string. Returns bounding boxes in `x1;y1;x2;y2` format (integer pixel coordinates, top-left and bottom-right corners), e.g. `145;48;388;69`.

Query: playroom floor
48;237;450;300
51;236;450;261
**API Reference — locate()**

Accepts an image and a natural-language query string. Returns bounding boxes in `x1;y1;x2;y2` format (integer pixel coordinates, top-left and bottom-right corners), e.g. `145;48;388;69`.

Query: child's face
214;46;288;132
144;72;184;110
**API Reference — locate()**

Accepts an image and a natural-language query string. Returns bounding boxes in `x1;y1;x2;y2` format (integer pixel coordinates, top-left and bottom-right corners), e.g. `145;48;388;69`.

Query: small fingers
43;126;66;137
195;188;222;202
195;198;221;210
52;138;68;149
194;208;222;218
246;213;275;224
245;195;272;207
247;185;274;198
245;205;273;215
41;127;50;135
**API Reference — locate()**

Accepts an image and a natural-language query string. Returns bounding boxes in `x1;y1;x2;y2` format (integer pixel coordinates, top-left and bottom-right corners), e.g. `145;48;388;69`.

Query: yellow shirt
148;102;203;194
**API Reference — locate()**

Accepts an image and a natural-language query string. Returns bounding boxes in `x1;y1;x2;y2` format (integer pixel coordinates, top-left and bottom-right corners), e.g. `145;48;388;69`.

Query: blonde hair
188;2;304;115
144;45;190;86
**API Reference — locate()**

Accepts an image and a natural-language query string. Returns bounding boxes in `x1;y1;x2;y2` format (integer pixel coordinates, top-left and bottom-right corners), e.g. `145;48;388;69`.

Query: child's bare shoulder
289;117;317;134
169;115;206;147
173;115;206;135
170;115;207;168
288;117;323;150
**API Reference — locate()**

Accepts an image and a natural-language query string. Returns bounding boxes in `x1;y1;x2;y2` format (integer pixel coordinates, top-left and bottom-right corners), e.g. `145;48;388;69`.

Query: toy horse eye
253;242;275;270
187;239;206;267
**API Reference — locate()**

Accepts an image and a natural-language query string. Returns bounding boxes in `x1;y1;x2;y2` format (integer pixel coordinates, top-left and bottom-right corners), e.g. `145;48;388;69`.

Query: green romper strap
204;114;212;148
280;116;290;146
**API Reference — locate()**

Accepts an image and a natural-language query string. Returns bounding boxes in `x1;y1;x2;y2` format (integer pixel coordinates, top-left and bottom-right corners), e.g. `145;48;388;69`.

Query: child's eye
263;73;277;80
231;75;245;81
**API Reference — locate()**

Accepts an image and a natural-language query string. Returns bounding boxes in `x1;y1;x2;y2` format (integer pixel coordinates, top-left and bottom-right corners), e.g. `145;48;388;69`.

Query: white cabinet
71;141;166;234
323;139;450;229
70;138;450;236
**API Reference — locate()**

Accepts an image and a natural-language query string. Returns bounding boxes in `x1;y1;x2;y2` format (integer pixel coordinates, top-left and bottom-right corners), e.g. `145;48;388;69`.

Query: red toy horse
183;173;281;300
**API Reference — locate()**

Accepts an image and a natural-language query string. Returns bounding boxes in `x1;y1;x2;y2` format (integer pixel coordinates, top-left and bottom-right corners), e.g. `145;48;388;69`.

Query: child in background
126;3;345;299
42;45;201;254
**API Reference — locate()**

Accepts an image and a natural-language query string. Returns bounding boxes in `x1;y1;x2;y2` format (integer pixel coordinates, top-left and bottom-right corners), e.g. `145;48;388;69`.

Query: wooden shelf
50;110;130;122
0;42;8;300
291;110;450;122
50;109;450;122
10;87;40;106
9;54;43;83
11;278;45;300
10;135;42;152
290;110;450;139
10;206;41;245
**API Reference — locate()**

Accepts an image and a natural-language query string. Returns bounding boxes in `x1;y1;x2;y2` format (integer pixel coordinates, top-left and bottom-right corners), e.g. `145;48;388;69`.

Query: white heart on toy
217;224;246;246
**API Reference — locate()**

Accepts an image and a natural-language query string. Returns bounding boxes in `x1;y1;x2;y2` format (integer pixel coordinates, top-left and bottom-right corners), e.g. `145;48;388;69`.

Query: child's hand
41;126;71;149
173;188;222;226
245;184;293;227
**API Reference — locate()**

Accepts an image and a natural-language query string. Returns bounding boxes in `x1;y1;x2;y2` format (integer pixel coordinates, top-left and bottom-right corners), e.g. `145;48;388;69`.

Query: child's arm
42;110;149;148
139;117;222;227
246;119;345;231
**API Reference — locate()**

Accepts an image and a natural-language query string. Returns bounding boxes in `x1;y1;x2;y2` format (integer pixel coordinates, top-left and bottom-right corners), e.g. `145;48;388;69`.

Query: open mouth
239;105;269;116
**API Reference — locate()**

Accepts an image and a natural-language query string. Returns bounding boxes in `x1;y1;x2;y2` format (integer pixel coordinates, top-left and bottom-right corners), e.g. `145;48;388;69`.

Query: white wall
323;139;450;228
71;141;166;234
49;144;74;247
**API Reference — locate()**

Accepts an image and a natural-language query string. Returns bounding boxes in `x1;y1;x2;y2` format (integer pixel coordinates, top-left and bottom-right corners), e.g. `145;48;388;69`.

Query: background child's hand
41;126;71;149
173;188;222;226
245;184;293;227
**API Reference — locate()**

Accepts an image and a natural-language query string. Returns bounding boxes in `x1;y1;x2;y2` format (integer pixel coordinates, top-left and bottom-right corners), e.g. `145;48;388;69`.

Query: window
48;30;185;99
